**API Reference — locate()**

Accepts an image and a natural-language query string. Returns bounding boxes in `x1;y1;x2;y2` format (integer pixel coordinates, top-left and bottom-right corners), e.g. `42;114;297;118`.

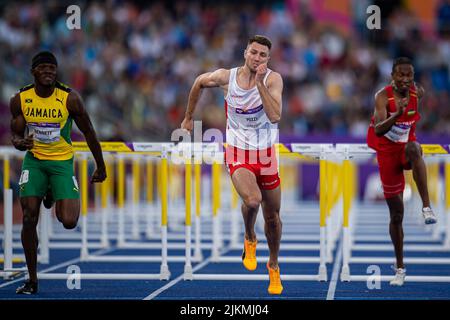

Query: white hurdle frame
1;189;27;279
26;143;173;281
1;148;46;279
187;143;337;282
338;143;450;283
99;143;216;252
75;143;175;280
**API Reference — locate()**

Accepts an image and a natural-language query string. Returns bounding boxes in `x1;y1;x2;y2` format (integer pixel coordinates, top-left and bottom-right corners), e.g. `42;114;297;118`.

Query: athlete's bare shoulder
210;68;230;85
373;87;389;115
266;70;283;86
374;87;388;102
9;92;23;121
198;68;230;88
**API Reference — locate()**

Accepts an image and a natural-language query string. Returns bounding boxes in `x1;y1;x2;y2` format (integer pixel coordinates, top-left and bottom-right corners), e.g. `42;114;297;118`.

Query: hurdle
0;143;168;281
345;144;448;248
349;161;449;253
186;143;339;282
36;143;176;281
225;146;343;259
1;189;27;279
228;176;240;248
3;147;109;252
69;142;226;283
1;148;45;279
2;142;216;281
145;155;158;239
339;143;450;283
77;144;177;275
427;159;446;240
98;143;217;252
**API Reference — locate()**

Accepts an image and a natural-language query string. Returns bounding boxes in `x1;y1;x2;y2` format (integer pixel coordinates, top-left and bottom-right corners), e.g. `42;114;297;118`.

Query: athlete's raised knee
243;194;262;210
62;217;78;229
405;142;422;162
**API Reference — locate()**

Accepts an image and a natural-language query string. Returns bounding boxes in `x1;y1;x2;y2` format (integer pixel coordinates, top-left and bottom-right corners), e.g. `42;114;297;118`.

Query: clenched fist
255;63;268;84
395;97;409;118
181;117;194;134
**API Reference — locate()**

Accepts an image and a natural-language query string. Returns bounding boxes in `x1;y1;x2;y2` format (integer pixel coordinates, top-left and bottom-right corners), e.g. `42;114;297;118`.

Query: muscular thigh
47;157;80;201
55;198;80;219
231;167;262;200
404;141;422;169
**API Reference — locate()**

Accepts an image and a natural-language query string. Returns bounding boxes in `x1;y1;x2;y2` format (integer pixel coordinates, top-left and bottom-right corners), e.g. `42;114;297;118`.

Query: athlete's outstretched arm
373;89;407;136
181;68;229;132
255;65;282;123
10;93;34;151
67;91;106;183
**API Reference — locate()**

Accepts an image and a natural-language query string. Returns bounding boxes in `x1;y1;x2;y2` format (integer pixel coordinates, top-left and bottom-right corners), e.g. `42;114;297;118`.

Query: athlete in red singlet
367;57;437;286
181;35;284;294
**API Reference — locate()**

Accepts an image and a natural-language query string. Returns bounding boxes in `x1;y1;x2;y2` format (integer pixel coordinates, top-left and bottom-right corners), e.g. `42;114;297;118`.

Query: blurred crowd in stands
0;0;449;143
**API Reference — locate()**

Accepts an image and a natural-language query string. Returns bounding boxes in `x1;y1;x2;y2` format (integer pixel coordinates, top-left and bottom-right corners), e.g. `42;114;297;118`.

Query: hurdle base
340;265;351;282
194;251;203;262
1;268;27;280
100;237;110;249
184;264;193;281
211;249;220;263
80;248;90;261
160;264;171;281
444;239;450;250
39;254;49;265
318;264;327;282
1;271;16;280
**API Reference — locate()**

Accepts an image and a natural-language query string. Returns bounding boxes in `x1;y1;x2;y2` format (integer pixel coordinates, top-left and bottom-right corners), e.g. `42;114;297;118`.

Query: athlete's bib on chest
28;122;61;144
384;121;412;143
230;104;267;129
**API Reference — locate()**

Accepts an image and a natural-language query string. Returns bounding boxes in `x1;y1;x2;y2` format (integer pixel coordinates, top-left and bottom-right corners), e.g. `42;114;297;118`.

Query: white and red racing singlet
224;67;279;150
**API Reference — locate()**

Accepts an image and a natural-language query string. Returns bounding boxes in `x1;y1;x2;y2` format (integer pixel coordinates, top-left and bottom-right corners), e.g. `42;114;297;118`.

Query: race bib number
384;123;411;143
28;122;60;144
229;105;268;131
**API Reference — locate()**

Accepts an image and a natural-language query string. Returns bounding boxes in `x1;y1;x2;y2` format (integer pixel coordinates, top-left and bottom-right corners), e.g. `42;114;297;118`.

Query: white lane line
0;248;115;289
326;235;343;300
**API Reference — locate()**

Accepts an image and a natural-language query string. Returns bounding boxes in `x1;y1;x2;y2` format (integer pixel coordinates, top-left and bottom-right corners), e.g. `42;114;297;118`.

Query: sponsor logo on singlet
235;104;263;115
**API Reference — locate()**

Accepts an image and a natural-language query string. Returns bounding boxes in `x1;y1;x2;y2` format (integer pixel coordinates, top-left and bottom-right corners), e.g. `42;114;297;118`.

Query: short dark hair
248;35;272;50
31;51;58;69
392;57;413;74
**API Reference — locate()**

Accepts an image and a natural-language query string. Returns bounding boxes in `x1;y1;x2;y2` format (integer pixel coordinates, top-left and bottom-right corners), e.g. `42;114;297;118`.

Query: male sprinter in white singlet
181;35;284;294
